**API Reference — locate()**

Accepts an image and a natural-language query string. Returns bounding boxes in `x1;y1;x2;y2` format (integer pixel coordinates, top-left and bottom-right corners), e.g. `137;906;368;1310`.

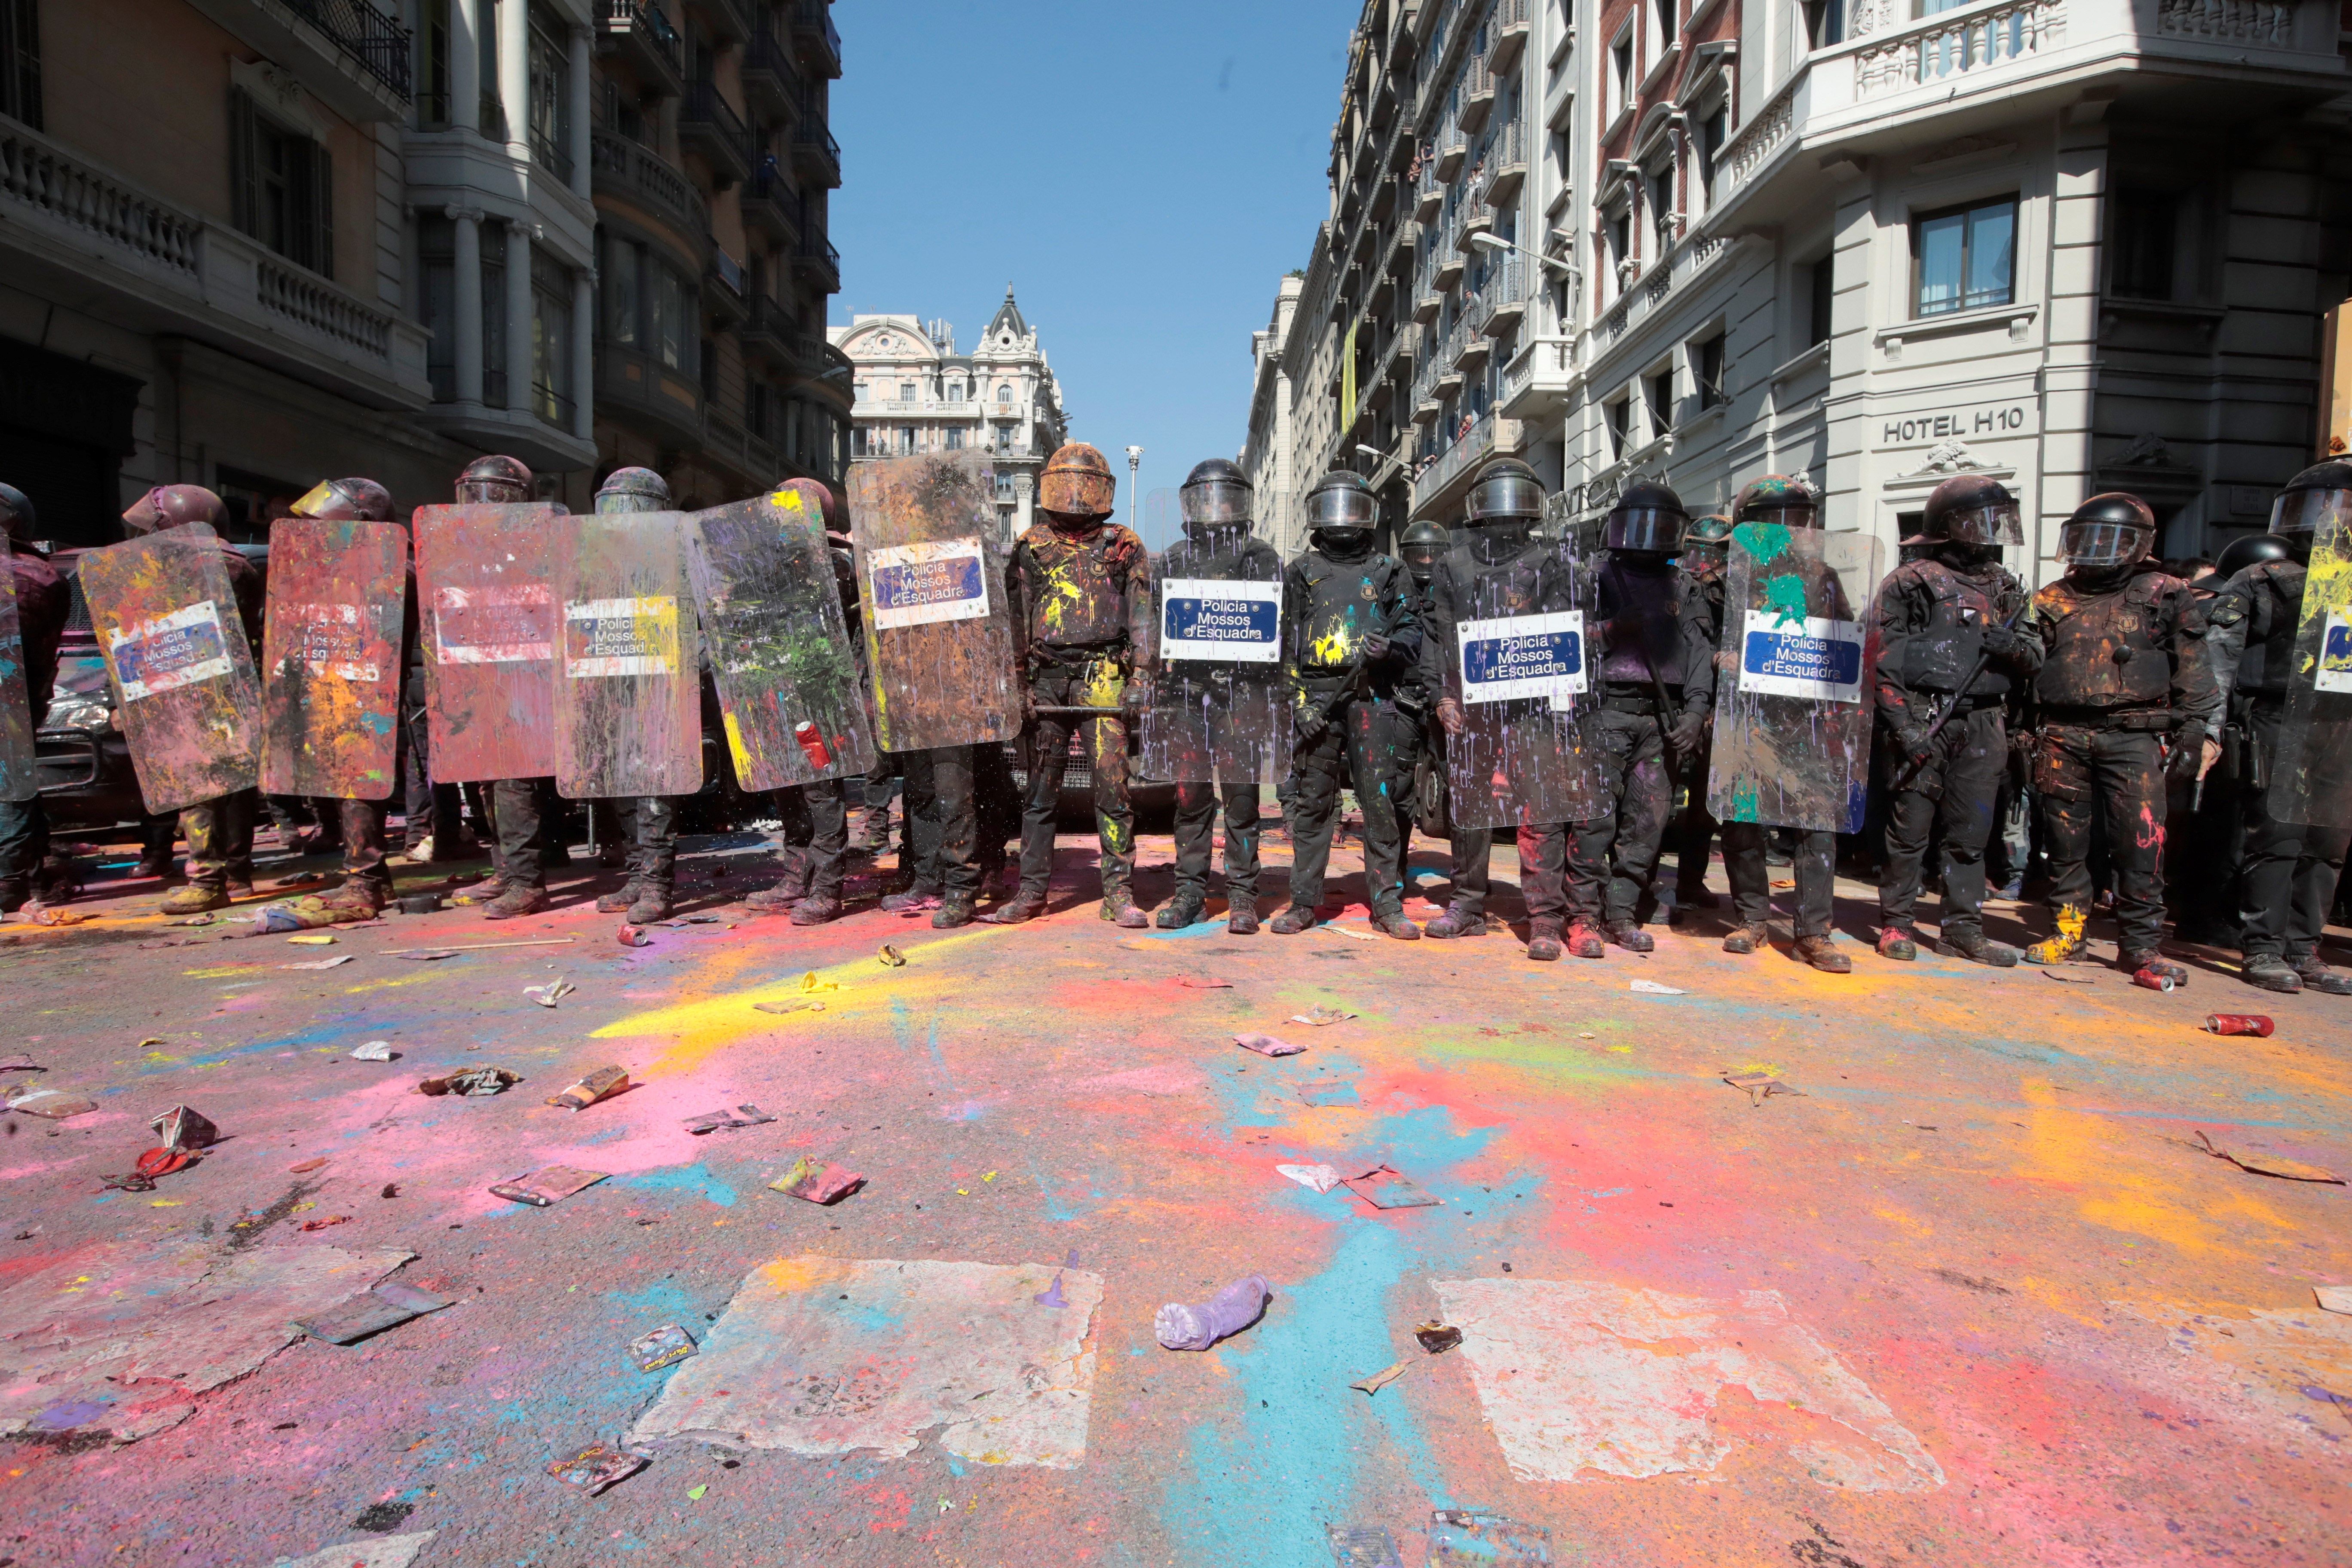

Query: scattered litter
658;915;722;927
1723;1069;1803;1107
1179;975;1234;989
768;1157;862;1204
2194;1129;2342;1184
1156;1274;1270;1351
628;1323;698;1372
1350;1360;1411;1395
878;944;907;967
1328;1526;1404;1568
395;893;442;914
1297;1080;1359;1108
616;925;650;948
686;1483;708;1500
380;1183;398;1199
524;977;575;1008
1235;1033;1305;1057
6;1089;96;1119
547;1442;646;1495
169;914;220;928
1316;923;1380;942
13;907;93;926
350;1041;397;1062
1415;1321;1464;1354
1275;1163;1342;1194
752;998;825;1014
683;1105;776;1135
2041;969;2095;985
799;971;838;992
1289;1005;1354;1025
418;1067;518;1097
2132;968;2177;993
395;950;459;962
2205;1013;2275;1038
289;1158;328;1174
152;1106;218;1153
273;1528;437;1568
2316;1286;2352;1315
1033;1272;1069;1308
1429;1509;1553;1567
0;1056;40;1072
297;1216;351;1232
282;954;355;971
1341;1165;1442;1210
490;1166;609;1206
1630;979;1687;995
546;1066;628;1111
287;933;337;947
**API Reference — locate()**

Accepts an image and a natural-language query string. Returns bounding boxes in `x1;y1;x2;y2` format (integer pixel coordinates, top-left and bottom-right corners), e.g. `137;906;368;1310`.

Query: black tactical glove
1667;710;1704;760
1981;625;2030;665
1360;631;1393;664
1119;673;1150;723
1294;709;1330;748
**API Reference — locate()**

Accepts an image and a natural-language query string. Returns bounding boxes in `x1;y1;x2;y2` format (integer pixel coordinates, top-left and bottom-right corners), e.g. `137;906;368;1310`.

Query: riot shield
685;489;876;793
260;517;407;800
413;502;565;784
849;452;1021;752
1140;555;1289;784
1438;533;1610;830
554;511;703;799
0;558;33;803
1706;525;1883;833
2273;509;2352;829
75;523;262;813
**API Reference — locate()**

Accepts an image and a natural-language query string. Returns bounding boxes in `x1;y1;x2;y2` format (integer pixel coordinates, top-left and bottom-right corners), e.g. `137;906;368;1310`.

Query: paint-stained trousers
1446;823;1569;925
776;777;849;903
1016;665;1135;901
489;778;557;891
181;788;259;891
1879;704;2006;940
612;797;679;894
2034;721;2169;956
1172;780;1261;901
2236;700;2351;962
0;796;47;888
1674;731;1720;900
1570;705;1675;925
1723;821;1836;940
1286;687;1406;918
337;799;392;897
901;746;980;900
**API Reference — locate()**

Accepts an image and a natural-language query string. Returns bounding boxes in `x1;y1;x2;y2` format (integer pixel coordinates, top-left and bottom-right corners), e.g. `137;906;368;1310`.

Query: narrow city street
0;824;2344;1567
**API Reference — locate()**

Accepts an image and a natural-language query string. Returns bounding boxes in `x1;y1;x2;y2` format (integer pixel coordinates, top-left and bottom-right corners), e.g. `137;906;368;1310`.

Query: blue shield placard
1159;577;1281;665
1736;610;1864;703
1458;610;1587;705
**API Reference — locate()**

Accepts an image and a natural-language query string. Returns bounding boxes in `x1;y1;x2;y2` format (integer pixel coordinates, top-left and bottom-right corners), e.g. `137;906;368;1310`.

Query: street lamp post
1125;445;1143;532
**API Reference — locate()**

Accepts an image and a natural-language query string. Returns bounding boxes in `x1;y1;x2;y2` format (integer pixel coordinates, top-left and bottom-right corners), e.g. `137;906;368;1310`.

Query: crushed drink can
793;721;833;769
2203;1014;2274;1037
2130;968;2176;992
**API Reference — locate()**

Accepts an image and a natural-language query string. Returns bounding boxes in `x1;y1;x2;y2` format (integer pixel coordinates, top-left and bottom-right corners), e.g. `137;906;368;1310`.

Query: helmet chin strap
1316;527;1373;561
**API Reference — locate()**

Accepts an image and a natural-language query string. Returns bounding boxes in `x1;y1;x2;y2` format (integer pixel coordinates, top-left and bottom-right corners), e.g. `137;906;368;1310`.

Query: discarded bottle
2131;968;2176;993
1155;1274;1271;1351
2204;1014;2274;1037
794;721;833;770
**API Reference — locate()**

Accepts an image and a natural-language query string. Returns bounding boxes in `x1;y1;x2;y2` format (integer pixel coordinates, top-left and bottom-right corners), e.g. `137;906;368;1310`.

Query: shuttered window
229;88;334;279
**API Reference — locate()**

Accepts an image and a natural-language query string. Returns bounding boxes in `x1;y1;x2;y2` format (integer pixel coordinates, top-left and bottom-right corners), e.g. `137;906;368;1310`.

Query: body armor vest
2034;572;2177;707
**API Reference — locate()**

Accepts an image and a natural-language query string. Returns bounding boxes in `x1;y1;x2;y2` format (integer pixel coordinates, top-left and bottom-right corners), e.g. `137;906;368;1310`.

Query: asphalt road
0;822;2345;1568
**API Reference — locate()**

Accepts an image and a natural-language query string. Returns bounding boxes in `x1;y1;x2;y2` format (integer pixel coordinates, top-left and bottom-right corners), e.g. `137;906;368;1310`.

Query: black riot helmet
291;478;395;523
1464;457;1544;525
596;466;671;515
1682;512;1732;564
1922;473;2023;548
2214;532;2293;580
2268;459;2352;540
1733;473;1821;531
2058;492;2157;571
1178;458;1253;534
456;454;534;505
0;482;34;543
1399;518;1447;586
1604;481;1688;555
1303;469;1378;553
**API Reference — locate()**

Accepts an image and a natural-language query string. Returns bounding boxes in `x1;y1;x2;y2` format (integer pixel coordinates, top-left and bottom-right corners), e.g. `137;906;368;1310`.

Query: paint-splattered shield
1706;526;1884;833
849;452;1020;752
2272;508;2352;828
1141;543;1289;784
1437;533;1609;830
686;489;876;792
75;523;263;813
413;502;565;784
260;518;406;800
554;511;703;799
0;558;32;802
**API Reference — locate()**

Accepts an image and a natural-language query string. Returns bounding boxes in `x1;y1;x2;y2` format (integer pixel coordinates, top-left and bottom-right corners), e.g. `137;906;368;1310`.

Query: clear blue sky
828;0;1360;549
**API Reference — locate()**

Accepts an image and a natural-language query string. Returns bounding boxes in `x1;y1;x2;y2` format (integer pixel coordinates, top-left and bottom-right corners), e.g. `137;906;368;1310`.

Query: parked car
32;549;146;833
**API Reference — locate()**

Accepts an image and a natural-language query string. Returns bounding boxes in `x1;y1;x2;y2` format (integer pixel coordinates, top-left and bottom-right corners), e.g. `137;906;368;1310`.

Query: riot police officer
580;466;685;923
2021;493;2220;985
1394;518;1449;857
1275;469;1421;938
0;485;67;913
1872;474;2043;965
1670;512;1732;915
2205;461;2352;994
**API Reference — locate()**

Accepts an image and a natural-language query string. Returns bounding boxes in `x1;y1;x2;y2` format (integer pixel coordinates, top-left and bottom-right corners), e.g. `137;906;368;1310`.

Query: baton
1893;603;2025;789
1032;705;1123;717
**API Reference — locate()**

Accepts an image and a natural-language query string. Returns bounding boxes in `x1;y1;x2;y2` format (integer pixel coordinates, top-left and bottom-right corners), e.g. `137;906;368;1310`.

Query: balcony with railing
792;110;841;188
1476;116;1526;208
1489;0;1531;70
739;167;799;246
741;24;801;118
793;231;840;293
1458;54;1497;134
793;0;843;79
681;81;753;187
1412;411;1525;515
590;128;710;243
741;293;802;364
600;0;685;97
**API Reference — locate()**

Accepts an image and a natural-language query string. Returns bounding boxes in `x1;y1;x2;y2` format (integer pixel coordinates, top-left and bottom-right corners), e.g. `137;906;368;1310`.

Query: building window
230;89;333;278
997;382;1012;404
2109;187;2179;302
945;426;965;450
1696;106;1726;208
995;420;1017;452
1605;395;1630;458
898;381;915;403
1654;0;1677;50
1648;166;1675;254
1;0;42;129
530;247;572;429
482;232;507;406
1606;207;1631;289
1694;333;1726;409
1644;368;1673;435
748;381;772;440
655;266;688;370
1807;255;1834;346
603;235;640;348
527;9;572;181
1914;195;2016;317
419;216;455;400
1610;31;1634;118
1805;0;1846;48
417;0;450;125
898;424;917;455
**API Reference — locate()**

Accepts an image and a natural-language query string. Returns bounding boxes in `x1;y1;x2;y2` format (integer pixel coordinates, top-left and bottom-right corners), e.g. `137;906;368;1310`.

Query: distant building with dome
831;286;1071;539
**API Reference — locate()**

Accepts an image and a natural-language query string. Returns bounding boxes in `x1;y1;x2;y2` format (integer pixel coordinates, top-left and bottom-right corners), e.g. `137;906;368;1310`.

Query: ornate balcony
590;128;710;248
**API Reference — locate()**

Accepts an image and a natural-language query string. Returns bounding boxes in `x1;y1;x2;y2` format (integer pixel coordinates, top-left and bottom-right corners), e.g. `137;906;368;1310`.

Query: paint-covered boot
1370;910;1421;940
2119;950;2187;988
2023;905;2088;966
1562;920;1608;959
930;895;974;930
160;884;230;916
790;895;842;927
1942;928;2019;968
1225;895;1259;935
2294;955;2352;995
1156;889;1206;929
481;883;548;920
1525;919;1565;962
985;888;1047;925
1423;903;1487;938
1605;919;1654;953
1268;904;1320;934
1877;926;1918;962
743;879;804;913
1794;935;1852;974
595;880;645;914
625;886;672;924
318;880;385;918
2242;955;2301;993
881;885;941;914
1722;923;1769;955
0;877;28;915
1099;888;1149;929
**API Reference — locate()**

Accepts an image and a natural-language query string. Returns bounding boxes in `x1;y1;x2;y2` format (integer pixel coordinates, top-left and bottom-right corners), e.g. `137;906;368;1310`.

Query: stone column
451;207;484;406
1014;472;1034;538
573;267;597;443
568;23;594;199
500;0;531;157
450;0;481;135
506;220;536;415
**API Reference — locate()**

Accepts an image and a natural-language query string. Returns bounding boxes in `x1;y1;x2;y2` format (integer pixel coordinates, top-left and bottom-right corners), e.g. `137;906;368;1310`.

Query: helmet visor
1464;472;1544;521
1605;506;1686;554
2269;487;2352;538
1179;478;1252;527
1942;500;2023;546
1745;501;1819;530
1401;542;1444;573
290;480;350;521
1306;484;1377;530
2058;519;2151;567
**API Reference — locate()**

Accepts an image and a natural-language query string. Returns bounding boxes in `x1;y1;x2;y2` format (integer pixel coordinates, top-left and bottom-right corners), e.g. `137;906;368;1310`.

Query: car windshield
55;651;111;699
